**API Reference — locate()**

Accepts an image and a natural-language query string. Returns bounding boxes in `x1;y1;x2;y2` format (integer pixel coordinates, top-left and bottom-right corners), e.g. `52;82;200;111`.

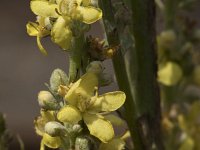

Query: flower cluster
35;62;127;150
27;1;130;149
26;0;102;55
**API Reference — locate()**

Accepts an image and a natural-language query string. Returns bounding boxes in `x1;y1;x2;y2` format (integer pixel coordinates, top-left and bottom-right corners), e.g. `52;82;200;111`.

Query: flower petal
51;17;72;50
65;72;98;106
57;105;82;124
37;35;48;55
179;136;194;150
30;0;59;18
82;0;91;6
42;133;61;149
77;6;102;24
104;114;126;126
88;91;126;113
40;140;45;150
83;113;114;143
99;138;125;150
34;111;55;136
26;22;39;36
158;62;183;86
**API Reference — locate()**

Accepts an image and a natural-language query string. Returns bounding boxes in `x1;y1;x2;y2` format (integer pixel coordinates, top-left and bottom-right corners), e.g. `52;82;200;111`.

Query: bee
87;36;120;61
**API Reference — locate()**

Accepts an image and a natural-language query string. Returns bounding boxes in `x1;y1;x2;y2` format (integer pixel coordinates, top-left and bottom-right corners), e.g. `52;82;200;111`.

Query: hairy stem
68;34;85;83
164;0;178;29
99;0;145;149
130;0;164;149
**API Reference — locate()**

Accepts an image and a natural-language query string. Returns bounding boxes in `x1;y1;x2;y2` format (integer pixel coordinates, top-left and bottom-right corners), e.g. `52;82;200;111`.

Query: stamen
55;8;62;15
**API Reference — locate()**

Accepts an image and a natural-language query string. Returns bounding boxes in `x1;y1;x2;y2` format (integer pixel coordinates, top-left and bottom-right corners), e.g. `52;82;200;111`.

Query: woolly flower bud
72;124;82;133
158;30;176;50
99;73;113;86
50;68;68;93
86;61;104;74
75;136;90;150
38;91;60;110
160;30;176;43
45;121;66;137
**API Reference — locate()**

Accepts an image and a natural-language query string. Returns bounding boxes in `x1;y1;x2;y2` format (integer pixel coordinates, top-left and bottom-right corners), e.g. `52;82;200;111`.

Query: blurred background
0;0;199;149
0;0;115;149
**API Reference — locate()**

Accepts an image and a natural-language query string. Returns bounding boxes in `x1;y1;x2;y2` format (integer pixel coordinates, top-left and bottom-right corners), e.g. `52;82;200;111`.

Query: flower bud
75;136;90;150
158;30;176;50
86;61;104;74
38;91;60;110
72;124;82;133
99;73;113;86
45;121;66;137
50;68;68;93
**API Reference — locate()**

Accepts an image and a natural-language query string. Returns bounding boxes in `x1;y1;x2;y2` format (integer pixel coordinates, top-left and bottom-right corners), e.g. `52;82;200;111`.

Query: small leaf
88;91;126;113
42;133;61;149
83;113;114;143
57;105;82;124
30;0;59;18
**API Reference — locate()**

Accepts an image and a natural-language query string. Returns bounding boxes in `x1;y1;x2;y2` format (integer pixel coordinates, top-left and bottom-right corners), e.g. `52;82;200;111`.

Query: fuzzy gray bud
44;121;66;137
50;68;68;93
38;91;60;110
75;136;90;150
86;61;104;74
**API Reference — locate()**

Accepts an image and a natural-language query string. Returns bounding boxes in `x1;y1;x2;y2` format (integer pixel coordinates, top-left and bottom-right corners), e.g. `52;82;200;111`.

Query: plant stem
164;0;178;29
130;0;164;149
68;34;85;83
99;0;145;149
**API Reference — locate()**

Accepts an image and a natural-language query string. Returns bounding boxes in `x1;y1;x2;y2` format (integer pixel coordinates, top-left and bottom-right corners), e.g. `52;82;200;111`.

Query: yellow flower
26;17;50;55
99;138;125;150
178;101;200;150
34;110;61;149
57;72;126;143
99;131;130;150
59;0;102;24
158;61;183;86
29;0;102;50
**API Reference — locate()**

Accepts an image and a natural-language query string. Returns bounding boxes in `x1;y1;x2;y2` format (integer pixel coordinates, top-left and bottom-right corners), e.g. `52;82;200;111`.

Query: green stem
162;0;179;111
68;34;85;83
0;113;9;150
130;0;164;149
99;0;144;149
164;0;178;29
